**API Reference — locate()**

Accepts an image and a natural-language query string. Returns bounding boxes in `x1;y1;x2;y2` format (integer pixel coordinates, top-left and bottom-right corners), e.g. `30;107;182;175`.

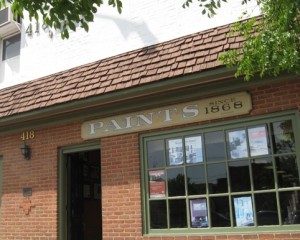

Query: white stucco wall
0;0;259;89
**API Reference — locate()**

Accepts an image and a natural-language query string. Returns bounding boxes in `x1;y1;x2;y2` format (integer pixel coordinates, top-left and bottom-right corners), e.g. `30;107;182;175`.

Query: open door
66;150;102;240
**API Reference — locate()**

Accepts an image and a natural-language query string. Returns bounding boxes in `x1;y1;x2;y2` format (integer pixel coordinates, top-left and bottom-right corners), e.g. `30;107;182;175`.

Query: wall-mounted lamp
21;142;31;160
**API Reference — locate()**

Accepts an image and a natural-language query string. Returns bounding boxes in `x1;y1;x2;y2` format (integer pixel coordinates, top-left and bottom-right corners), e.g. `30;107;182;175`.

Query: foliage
182;0;229;18
1;0;299;79
0;0;123;39
183;0;300;80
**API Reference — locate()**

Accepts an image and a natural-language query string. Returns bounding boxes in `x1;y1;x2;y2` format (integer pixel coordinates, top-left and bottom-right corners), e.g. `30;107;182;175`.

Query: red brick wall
101;134;142;239
0;122;83;239
0;78;300;239
250;78;300;115
100;79;300;239
99;79;300;240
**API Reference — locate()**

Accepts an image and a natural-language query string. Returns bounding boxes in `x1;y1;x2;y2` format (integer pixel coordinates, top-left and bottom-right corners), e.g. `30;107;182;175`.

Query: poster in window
168;138;183;165
185;136;203;163
233;196;254;227
149;170;166;198
228;130;248;159
190;198;208;228
248;126;269;156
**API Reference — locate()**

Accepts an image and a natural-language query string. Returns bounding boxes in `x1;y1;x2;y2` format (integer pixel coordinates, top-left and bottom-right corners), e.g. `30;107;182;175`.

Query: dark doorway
66;150;102;240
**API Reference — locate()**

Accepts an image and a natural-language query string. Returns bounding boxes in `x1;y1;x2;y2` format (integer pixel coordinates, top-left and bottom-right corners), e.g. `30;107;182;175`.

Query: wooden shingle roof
0;21;246;119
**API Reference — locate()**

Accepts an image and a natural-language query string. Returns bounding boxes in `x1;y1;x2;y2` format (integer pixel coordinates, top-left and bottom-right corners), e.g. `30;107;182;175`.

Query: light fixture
21;142;31;160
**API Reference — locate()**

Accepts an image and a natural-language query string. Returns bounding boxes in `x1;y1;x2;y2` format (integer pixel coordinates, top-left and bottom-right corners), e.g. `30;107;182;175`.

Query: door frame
0;155;2;233
58;141;100;240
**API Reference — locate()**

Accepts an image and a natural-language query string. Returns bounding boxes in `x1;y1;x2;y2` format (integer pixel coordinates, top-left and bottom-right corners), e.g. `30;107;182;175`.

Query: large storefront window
141;114;300;234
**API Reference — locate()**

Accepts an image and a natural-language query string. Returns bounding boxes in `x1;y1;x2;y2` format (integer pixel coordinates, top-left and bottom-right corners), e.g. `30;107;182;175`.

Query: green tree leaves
1;0;298;80
183;0;300;80
0;0;122;39
220;0;300;80
182;0;228;18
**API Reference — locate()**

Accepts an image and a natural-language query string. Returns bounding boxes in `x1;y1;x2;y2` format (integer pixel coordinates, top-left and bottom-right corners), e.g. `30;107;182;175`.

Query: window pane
147;140;165;168
187;165;206;195
185;135;203;163
150;200;167;229
233;195;254;227
190;198;208;228
2;34;21;60
272;120;295;154
251;158;274;190
149;170;166;198
210;196;231;227
229;160;251;192
276;155;300;188
255;193;279;226
167;167;185;196
144;115;300;232
207;163;228;194
0;8;8;24
248;126;269;157
168;138;183;166
205;131;225;162
169;199;187;228
280;191;300;225
228;129;248;159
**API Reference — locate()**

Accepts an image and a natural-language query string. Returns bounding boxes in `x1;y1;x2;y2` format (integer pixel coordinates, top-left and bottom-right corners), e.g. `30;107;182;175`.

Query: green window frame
0;156;2;227
140;111;300;235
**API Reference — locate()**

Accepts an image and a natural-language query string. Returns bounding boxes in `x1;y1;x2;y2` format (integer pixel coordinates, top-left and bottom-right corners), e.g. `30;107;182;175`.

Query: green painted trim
139;110;300;235
143;227;300;236
0;155;2;238
58;151;66;240
61;142;101;154
0;68;298;135
141;110;299;141
293;111;300;180
139;137;148;234
58;141;100;240
0;156;2;204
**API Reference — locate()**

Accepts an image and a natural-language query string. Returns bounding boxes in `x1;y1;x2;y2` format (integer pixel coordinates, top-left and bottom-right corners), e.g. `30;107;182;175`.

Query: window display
185;136;203;163
228;129;248;159
143;116;300;233
168;138;184;165
233;196;254;227
190;199;208;228
248;126;269;156
149;170;166;198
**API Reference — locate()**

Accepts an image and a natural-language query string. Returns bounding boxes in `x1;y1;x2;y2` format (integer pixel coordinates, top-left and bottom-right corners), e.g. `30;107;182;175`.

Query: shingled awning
0;19;247;122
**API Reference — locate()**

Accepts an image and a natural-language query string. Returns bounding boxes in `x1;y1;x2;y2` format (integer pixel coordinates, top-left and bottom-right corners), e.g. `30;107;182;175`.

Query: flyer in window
168;138;183;165
149;170;166;198
248;126;269;156
228;130;248;159
185;136;203;163
233;196;254;227
190;198;208;228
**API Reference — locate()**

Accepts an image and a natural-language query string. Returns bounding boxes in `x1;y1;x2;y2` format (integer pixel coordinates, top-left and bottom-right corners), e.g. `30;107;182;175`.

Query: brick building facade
0;20;300;240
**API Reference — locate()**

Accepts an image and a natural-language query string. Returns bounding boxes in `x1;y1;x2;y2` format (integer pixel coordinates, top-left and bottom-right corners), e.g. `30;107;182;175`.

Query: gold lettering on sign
82;92;252;139
20;131;35;141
